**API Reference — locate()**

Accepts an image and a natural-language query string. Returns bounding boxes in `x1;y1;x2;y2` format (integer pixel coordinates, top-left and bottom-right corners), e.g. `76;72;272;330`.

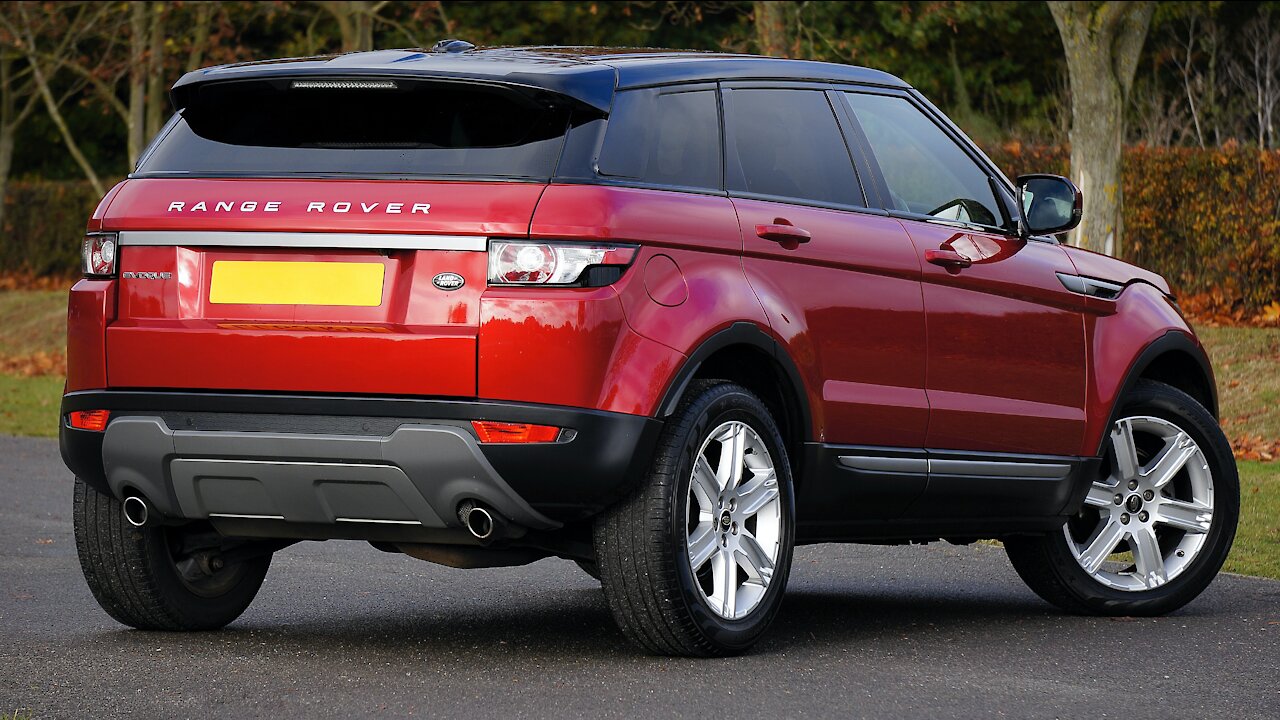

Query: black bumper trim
60;391;663;523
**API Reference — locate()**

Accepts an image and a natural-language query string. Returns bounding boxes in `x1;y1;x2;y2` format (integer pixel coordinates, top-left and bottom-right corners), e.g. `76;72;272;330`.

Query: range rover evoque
62;43;1237;656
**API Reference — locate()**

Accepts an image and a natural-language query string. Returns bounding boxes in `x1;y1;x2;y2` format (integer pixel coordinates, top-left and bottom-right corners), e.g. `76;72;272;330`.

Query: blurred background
0;1;1275;572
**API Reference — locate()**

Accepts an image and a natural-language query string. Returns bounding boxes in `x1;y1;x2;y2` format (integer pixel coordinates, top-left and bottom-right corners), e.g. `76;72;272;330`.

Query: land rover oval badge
433;272;465;291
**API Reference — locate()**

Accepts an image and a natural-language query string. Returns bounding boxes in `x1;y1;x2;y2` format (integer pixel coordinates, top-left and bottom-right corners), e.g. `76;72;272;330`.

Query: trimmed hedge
985;144;1280;311
0;180;105;277
3;148;1278;309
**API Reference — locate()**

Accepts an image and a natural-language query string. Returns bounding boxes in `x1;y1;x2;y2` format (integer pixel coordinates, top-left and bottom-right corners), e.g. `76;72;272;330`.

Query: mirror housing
1016;174;1082;238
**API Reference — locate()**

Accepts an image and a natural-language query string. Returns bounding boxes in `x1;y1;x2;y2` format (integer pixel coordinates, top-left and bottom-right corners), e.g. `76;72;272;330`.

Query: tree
753;1;790;57
1047;1;1154;256
1227;7;1279;149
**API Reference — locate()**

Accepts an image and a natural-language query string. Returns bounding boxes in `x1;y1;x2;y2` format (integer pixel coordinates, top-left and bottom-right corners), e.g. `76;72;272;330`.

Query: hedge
2;148;1278;310
986;144;1280;311
0;180;106;277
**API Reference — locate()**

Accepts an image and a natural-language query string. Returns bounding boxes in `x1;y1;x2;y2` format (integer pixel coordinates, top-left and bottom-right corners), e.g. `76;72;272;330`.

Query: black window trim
585;81;726;196
836;86;1027;238
718;80;878;216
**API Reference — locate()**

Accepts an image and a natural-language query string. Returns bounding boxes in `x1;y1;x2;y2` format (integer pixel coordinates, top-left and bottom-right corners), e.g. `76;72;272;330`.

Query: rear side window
136;78;582;180
842;92;1003;228
596;87;721;191
723;88;862;208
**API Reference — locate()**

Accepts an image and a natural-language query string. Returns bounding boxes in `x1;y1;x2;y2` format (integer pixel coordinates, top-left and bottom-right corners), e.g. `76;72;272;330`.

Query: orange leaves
1232;434;1280;463
0;351;65;377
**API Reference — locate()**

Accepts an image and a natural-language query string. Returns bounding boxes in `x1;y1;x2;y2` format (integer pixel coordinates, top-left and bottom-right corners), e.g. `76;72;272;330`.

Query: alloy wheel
685;420;782;620
1065;415;1215;591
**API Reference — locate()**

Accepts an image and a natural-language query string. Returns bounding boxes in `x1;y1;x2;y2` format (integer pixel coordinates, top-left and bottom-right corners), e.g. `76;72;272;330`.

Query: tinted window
597;88;721;190
136;78;578;179
723;89;862;207
843;92;1002;227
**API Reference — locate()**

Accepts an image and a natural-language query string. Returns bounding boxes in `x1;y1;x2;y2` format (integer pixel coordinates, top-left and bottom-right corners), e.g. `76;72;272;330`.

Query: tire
1006;380;1238;616
73;479;272;630
593;381;795;656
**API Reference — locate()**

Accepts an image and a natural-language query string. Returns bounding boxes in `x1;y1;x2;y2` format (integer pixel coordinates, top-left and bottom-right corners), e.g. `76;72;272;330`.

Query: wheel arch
656;322;813;481
1100;330;1218;456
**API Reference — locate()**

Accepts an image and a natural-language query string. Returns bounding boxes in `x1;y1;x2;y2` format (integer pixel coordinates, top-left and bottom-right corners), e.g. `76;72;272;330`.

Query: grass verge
0;373;64;437
1225;460;1280;579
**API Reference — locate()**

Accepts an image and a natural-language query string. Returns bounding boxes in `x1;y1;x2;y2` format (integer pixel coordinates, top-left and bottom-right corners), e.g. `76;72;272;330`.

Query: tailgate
102;178;545;396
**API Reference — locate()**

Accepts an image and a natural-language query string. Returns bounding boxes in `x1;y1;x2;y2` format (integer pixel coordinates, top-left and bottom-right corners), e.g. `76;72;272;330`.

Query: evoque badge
432;272;465;291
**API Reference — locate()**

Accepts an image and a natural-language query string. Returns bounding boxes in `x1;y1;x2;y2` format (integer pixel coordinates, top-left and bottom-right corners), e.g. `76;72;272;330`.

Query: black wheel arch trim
655;321;813;444
1100;329;1218;457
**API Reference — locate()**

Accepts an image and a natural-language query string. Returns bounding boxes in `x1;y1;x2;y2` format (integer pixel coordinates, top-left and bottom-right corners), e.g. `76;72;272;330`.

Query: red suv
62;45;1237;656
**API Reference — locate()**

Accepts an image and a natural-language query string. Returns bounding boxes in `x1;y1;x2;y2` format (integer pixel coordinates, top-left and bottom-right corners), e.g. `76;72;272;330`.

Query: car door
722;84;929;525
838;89;1089;518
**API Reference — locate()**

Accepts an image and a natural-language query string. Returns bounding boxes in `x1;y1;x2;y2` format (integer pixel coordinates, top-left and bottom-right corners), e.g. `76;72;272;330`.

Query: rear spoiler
171;51;618;113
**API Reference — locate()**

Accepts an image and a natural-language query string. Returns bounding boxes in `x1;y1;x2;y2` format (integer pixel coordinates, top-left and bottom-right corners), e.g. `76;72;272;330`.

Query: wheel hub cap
685;420;782;620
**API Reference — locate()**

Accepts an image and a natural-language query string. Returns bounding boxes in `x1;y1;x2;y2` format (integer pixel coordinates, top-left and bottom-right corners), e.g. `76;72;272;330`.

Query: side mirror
1016;174;1082;237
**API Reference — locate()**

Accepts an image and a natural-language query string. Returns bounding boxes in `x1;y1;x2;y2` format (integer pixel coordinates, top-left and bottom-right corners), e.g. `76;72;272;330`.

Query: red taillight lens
68;410;111;432
471;420;563;444
487;240;637;286
81;233;117;278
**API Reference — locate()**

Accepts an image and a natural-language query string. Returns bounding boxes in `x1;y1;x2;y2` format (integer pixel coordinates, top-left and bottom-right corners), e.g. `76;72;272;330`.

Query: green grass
1198;326;1280;441
1224;460;1280;578
0;289;66;356
5;709;35;720
0;373;64;437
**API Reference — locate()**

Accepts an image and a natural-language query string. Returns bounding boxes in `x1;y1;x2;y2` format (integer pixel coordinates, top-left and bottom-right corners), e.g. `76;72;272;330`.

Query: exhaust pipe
458;500;508;543
122;495;158;528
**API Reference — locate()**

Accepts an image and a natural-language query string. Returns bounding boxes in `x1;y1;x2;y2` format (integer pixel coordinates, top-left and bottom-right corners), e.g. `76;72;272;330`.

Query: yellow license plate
209;261;385;307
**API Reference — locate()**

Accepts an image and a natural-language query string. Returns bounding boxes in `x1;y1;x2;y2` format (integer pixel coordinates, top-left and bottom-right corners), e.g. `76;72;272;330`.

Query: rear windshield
136;77;583;180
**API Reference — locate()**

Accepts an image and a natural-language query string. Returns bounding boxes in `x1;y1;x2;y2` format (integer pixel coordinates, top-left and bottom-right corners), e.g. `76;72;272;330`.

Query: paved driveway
1;435;1277;719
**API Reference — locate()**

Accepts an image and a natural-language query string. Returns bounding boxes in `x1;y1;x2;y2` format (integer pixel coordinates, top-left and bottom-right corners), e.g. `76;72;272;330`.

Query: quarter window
723;89;863;207
597;87;721;191
843;92;1003;228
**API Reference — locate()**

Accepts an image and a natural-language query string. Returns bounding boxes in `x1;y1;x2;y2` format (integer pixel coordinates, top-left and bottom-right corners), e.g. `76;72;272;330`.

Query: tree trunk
145;2;167;143
127;1;147;167
753;1;790;58
1047;1;1154;257
317;1;377;52
27;53;104;197
186;2;214;72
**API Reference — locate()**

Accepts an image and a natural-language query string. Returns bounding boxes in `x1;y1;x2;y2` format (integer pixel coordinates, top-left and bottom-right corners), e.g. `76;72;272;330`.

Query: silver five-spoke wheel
1066;415;1214;592
685;420;781;620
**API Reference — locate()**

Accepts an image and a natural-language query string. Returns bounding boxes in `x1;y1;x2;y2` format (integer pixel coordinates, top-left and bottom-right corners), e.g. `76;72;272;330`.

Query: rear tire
593;381;795;656
1006;380;1238;616
73;479;271;630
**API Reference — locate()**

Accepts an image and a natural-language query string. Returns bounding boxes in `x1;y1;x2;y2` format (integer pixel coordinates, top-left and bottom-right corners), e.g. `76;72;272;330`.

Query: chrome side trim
334;518;423;525
926;459;1072;479
1057;272;1124;300
208;512;287;521
117;231;487;252
837;456;929;474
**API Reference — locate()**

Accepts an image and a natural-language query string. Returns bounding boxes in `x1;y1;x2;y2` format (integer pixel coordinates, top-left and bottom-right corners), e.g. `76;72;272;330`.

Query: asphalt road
1;435;1277;719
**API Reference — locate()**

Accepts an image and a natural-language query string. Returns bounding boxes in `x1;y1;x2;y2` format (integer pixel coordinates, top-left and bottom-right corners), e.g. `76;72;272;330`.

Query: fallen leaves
0;351;66;377
1180;292;1280;328
1231;434;1280;462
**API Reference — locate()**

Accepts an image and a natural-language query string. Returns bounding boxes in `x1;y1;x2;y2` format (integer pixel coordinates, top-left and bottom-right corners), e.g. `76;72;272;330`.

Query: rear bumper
60;391;662;537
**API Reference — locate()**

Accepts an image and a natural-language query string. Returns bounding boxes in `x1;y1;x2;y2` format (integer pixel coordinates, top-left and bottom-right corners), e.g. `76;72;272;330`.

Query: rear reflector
471;420;562;444
68;410;111;432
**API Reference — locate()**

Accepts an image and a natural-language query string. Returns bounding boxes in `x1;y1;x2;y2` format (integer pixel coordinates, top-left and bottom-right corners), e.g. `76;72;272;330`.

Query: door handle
924;248;972;269
755;221;811;247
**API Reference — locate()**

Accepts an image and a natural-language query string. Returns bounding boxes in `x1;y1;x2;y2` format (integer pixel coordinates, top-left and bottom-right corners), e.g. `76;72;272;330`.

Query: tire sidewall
667;386;795;651
1047;383;1239;614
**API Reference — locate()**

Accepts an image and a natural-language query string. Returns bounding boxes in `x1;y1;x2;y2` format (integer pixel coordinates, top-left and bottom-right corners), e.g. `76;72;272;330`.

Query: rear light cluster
487;240;637;287
471;420;575;444
81;233;118;278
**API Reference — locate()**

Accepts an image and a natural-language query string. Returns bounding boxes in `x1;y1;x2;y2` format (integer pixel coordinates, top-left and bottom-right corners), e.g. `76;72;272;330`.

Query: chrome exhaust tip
122;495;152;528
461;503;496;541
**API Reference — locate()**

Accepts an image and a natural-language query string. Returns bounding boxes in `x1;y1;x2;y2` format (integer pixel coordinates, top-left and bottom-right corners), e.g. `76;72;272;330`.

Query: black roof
171;46;911;112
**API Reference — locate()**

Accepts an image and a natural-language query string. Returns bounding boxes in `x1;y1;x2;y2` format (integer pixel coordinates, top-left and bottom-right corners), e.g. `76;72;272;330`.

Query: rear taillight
471;420;572;444
487;240;637;287
68;410;111;432
81;233;117;278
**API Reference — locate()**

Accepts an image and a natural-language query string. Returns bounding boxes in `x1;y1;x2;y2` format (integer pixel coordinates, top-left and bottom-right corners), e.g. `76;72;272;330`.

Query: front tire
1006;380;1238;616
593;381;795;656
73;479;271;630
